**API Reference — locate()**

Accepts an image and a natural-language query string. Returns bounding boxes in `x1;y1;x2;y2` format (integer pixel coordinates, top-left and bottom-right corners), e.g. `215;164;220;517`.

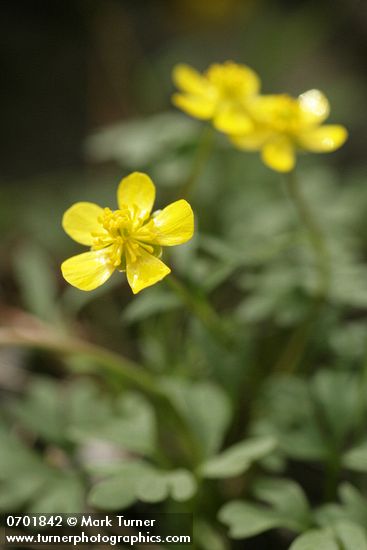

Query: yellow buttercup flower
172;61;261;135
232;89;348;172
61;172;194;294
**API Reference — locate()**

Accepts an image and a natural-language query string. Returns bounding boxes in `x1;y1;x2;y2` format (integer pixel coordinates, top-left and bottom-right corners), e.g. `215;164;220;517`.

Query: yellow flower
232;89;348;172
61;172;194;294
172;61;261;135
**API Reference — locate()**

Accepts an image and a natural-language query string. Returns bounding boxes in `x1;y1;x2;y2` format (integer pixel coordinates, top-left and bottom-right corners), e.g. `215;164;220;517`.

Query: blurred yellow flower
232;89;348;172
61;172;194;294
172;61;260;135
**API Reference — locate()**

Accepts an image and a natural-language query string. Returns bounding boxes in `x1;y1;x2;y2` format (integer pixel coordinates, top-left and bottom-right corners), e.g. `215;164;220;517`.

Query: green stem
284;170;330;298
180;125;215;199
0;325;158;393
324;450;341;501
275;170;331;374
274;298;323;374
166;274;234;349
0;324;202;466
357;344;367;438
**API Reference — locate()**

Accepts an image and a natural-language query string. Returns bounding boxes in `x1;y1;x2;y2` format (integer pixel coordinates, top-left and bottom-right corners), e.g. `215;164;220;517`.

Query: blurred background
1;1;367;548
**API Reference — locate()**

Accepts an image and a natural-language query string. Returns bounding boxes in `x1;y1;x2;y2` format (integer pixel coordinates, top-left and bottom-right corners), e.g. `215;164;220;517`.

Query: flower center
208;63;252;103
91;207;156;268
267;98;301;134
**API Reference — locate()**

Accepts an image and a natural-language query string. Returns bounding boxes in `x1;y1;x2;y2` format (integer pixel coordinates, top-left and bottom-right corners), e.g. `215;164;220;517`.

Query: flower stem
275;170;331;373
180;125;215;199
284;170;330;298
166;274;234;349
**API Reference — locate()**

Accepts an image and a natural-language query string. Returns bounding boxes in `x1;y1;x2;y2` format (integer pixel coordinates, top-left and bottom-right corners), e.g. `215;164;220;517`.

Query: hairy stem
275;170;331;373
166;274;235;349
285;170;330;298
180;125;215;199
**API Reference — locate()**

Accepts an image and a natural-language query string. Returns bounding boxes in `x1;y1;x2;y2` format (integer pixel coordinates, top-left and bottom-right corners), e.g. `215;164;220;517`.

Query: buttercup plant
2;42;364;550
173;60;348;371
61;172;194;294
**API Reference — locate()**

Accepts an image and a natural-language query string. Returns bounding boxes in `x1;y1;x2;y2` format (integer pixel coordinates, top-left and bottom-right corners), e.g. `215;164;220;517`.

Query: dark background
1;0;366;181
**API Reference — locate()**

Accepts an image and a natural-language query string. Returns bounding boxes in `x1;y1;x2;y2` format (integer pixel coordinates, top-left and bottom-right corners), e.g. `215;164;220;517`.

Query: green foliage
316;483;367;530
289;521;367;550
251;369;366;465
342;442;367;472
13;242;62;324
88;461;197;510
161;378;232;458
85;112;201;187
121;286;181;324
0;426;84;513
200;437;276;478
219;478;311;539
333;520;367;550
289;530;339;550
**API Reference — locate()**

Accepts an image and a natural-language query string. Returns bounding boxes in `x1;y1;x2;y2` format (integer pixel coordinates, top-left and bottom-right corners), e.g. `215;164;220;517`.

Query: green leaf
329;322;366;362
135;469;168;503
251;375;329;462
0;429;46;480
0;475;46;511
289;529;339;550
70;392;157;456
85;112;199;170
339;483;367;528
200;437;276;478
194;520;227;550
12;378;66;444
89;463;197;510
88;462;145;510
218;501;281;539
89;477;138;511
103;393;157;454
252;477;311;530
342;441;367;472
317;484;367;530
169;469;197;501
162;379;232;457
314;503;346;528
136;468;197;503
311;370;360;443
315;484;367;532
334;520;367;550
29;473;85;514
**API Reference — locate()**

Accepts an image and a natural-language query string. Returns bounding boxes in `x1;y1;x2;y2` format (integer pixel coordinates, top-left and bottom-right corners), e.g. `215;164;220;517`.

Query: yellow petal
172;93;217;119
261;137;295;172
249;94;300;133
140;199;194;246
298;89;330;126
231;128;271;150
117;172;155;219
206;62;260;96
213;105;254;135
172;63;214;97
126;247;171;294
62;202;104;246
298;125;348;152
61;249;115;291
